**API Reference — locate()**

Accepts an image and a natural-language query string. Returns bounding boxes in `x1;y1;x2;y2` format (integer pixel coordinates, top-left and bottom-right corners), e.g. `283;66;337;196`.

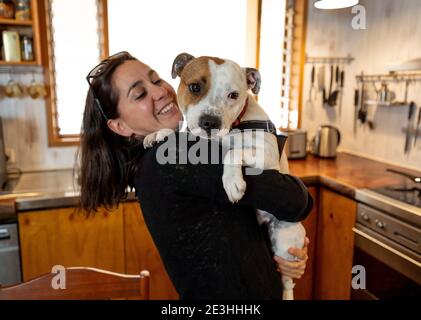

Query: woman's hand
273;237;309;279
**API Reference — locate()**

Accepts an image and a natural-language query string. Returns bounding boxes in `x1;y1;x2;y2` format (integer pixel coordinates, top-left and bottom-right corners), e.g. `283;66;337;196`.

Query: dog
144;53;306;300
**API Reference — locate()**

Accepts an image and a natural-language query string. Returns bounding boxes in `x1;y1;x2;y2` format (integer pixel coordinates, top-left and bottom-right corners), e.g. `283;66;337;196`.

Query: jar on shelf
21;35;33;61
14;0;31;21
0;0;15;19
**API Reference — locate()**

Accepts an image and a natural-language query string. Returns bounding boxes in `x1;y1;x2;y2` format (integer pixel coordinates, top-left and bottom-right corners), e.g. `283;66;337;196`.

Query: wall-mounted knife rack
356;72;421;84
305;54;355;65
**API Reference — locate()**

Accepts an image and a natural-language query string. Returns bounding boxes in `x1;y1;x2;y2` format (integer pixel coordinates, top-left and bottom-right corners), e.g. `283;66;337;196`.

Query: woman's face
108;60;183;137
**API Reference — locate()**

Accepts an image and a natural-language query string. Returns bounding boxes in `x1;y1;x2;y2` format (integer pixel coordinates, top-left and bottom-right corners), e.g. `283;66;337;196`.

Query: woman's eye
153;79;162;85
135;92;146;100
189;83;201;94
228;91;239;100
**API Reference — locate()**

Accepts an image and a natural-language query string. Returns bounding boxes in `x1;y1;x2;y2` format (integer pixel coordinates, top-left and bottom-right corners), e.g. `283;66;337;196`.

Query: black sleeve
144;132;312;223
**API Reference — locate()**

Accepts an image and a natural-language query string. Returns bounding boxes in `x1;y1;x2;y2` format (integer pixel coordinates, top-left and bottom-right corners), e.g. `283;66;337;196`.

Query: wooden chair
0;267;150;300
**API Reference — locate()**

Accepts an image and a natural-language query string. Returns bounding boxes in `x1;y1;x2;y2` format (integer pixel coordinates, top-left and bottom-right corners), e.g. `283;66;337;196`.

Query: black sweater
134;132;313;300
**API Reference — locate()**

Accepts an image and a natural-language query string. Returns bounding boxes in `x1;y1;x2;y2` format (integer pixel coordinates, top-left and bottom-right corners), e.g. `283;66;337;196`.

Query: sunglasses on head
86;51;132;121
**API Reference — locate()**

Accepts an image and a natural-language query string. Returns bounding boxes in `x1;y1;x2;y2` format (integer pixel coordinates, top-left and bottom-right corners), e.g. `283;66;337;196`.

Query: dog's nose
199;115;221;133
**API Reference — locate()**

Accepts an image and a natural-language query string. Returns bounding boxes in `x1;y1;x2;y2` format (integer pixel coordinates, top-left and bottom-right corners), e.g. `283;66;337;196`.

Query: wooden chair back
0;267;150;300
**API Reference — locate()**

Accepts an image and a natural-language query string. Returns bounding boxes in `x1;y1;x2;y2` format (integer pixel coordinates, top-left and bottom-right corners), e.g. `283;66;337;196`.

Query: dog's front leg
222;149;247;203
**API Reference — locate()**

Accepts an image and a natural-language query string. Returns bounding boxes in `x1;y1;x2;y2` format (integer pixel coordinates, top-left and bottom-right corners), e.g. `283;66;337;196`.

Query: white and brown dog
144;53;306;300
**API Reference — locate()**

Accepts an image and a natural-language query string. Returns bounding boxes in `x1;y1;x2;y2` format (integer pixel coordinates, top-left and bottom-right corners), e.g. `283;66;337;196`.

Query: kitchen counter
289;153;420;198
1;152;419;213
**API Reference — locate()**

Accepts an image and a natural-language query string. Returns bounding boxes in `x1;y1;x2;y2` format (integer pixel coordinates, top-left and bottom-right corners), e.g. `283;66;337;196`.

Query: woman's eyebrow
148;69;158;77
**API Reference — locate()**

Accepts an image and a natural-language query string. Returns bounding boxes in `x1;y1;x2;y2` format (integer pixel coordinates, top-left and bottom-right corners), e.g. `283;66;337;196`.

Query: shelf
0;60;38;66
0;18;33;26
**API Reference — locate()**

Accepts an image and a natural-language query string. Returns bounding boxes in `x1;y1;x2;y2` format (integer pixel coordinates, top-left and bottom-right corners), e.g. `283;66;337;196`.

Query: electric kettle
310;125;341;158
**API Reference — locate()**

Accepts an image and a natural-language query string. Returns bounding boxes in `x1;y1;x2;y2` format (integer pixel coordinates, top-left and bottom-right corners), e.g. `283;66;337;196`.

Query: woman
79;51;312;299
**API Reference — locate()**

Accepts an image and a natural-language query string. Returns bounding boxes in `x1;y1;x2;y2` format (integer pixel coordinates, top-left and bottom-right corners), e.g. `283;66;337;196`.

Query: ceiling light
314;0;359;10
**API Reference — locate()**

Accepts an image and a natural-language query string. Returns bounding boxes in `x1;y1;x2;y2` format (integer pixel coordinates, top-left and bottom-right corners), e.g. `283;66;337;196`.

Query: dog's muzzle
198;114;222;135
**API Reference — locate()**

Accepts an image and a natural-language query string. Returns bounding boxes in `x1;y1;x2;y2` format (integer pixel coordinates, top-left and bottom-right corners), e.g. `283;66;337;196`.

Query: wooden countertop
289;152;421;198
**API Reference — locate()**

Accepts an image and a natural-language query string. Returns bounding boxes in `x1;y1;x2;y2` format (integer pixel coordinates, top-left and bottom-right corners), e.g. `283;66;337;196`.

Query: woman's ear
107;118;133;137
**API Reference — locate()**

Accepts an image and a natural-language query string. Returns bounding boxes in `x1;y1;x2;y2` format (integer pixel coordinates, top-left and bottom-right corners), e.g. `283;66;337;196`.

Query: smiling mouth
157;102;175;115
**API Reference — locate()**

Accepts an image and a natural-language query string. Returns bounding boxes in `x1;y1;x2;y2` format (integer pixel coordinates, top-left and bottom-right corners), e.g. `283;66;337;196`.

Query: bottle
0;0;14;19
14;0;31;21
21;35;33;61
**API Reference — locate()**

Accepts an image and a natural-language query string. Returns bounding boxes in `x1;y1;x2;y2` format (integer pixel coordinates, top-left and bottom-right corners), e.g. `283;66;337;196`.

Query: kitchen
0;0;420;301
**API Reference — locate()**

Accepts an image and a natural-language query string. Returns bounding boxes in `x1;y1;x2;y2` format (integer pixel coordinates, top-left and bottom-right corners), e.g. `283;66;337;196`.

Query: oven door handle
352;227;421;267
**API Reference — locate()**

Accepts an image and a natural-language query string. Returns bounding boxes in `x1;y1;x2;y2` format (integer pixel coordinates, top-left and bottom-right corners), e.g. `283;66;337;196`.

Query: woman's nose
151;83;167;101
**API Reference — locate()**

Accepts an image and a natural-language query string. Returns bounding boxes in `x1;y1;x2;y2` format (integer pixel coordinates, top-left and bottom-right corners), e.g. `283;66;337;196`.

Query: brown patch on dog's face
177;56;224;111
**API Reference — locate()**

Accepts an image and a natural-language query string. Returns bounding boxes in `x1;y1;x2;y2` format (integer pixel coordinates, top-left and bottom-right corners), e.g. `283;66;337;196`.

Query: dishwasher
0;223;22;286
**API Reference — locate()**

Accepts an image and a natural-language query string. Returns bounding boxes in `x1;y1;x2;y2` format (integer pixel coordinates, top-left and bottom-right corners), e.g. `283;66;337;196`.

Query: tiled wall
0;73;77;172
302;0;421;170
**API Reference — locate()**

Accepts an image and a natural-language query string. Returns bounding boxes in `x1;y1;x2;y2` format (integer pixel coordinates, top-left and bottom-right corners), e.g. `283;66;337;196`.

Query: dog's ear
245;68;261;95
172;53;195;79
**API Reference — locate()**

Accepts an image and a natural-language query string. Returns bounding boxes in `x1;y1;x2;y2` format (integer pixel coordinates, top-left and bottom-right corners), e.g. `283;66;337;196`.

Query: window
107;0;250;90
44;0;106;145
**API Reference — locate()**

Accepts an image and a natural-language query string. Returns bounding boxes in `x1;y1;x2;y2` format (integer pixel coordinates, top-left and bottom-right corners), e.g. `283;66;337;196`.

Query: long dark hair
77;52;144;213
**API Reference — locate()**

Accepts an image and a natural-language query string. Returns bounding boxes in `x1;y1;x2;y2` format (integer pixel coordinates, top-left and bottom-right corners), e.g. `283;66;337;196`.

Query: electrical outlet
5;148;16;164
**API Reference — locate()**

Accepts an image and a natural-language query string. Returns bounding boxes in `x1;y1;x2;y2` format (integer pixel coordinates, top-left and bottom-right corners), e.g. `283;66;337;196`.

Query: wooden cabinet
314;188;357;300
18;186;358;300
18;201;178;300
18;206;126;281
294;186;318;300
0;0;43;65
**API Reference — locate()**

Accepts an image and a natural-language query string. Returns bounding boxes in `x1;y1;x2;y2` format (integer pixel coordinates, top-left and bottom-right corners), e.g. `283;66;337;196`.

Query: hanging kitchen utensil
357;77;367;123
354;88;359;135
327;65;340;107
318;65;326;107
414;106;421;147
338;69;345;116
306;65;316;119
325;65;334;106
367;82;380;130
404;101;416;154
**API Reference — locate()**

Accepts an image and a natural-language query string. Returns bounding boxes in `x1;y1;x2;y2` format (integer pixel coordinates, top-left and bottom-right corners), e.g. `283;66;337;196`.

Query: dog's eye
189;83;201;94
228;91;239;100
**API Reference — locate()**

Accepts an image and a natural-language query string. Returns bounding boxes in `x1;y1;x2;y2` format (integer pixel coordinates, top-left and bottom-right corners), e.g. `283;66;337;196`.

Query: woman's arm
145;132;312;222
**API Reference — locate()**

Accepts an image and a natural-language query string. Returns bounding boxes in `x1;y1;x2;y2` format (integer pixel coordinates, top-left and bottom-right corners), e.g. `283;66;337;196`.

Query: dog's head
172;53;261;139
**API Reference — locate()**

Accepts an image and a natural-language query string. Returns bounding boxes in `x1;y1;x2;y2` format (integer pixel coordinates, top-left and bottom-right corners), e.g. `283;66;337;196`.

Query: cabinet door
123;202;179;300
18;206;125;281
294;186;318;300
314;188;357;300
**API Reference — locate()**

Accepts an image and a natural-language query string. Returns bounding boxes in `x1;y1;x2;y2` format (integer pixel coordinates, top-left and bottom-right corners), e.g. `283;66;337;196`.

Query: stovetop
370;185;421;209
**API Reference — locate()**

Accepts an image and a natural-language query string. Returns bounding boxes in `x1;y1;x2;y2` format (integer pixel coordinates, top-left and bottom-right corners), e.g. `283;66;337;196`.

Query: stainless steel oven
354;185;421;300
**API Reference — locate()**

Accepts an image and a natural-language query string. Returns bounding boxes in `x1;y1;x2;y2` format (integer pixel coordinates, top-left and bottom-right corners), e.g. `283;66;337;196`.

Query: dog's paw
155;128;174;142
222;170;247;203
143;129;174;149
143;132;158;149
